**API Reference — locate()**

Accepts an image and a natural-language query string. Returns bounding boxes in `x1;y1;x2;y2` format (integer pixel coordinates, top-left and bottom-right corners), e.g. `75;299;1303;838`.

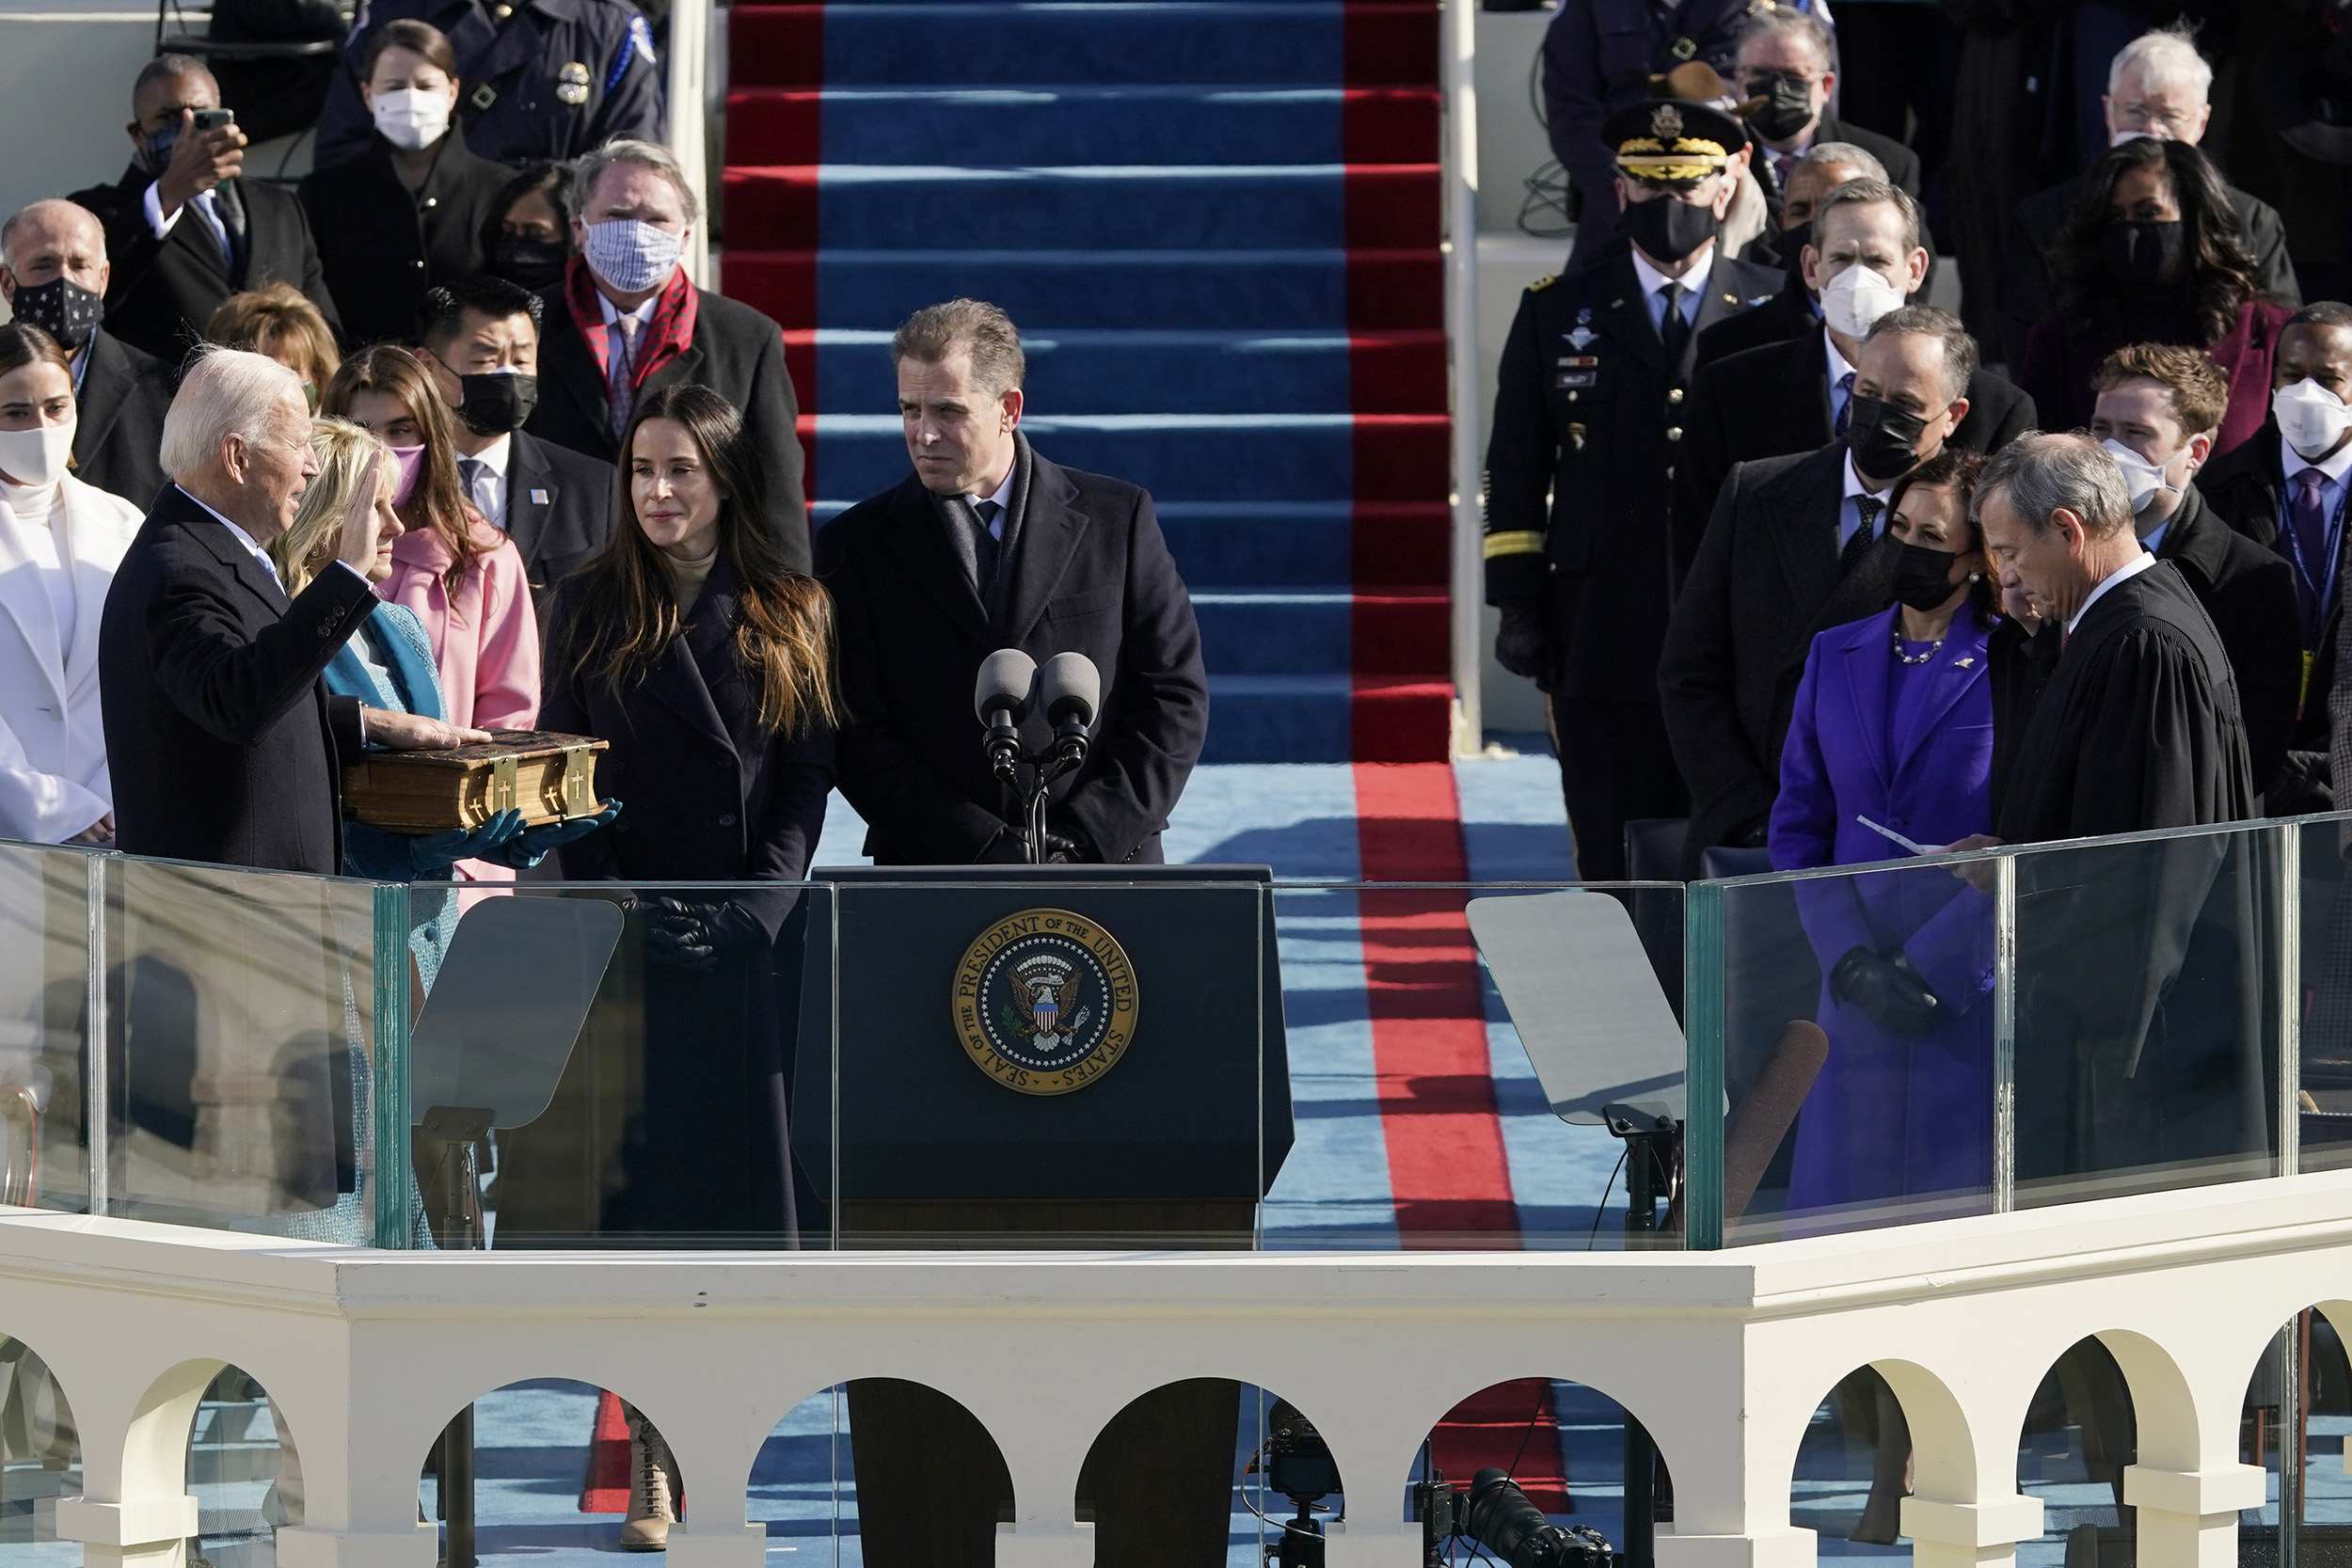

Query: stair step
1198;674;1451;763
724;85;1438;166
728;3;1437;90
721;247;1442;331
1157;501;1351;584
1191;588;1448;675
803;411;1447;504
790;327;1443;415
723;163;1438;251
1202;673;1352;762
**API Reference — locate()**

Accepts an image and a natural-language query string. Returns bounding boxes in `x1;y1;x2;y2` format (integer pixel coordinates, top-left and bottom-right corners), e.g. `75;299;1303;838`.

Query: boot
620;1409;679;1551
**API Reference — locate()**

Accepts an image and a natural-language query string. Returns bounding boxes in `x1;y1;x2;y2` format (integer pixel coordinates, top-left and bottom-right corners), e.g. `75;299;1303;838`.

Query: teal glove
493;800;623;870
409;809;527;879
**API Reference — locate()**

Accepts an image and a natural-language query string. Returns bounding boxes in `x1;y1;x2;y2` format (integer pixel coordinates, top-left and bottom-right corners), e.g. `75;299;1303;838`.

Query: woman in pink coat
325;344;539;881
323;344;540;732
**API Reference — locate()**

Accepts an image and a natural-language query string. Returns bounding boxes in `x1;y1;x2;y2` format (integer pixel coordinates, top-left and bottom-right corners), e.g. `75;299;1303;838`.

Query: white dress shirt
1837;451;1894;551
1629;244;1715;337
2066;548;2157;638
141;181;230;256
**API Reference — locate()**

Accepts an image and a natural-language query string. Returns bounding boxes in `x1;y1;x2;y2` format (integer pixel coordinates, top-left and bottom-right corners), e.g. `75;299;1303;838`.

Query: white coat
0;474;141;843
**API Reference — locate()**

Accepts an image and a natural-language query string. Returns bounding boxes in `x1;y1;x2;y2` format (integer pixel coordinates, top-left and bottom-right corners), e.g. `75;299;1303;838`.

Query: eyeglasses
1738;69;1820;91
2112;102;2201;134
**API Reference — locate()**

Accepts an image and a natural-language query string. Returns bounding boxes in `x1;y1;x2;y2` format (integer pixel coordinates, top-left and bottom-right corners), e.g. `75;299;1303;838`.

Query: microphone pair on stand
974;650;1101;863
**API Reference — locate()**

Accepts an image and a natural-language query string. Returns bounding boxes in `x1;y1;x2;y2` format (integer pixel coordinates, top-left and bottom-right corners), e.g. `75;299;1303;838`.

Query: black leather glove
642;897;768;973
1494;602;1551;681
978;826;1085;863
2272;750;2333;816
1829;946;1945;1037
1733;814;1772;849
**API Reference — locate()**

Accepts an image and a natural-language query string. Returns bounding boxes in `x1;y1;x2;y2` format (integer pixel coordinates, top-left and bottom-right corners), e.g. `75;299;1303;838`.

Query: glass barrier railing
5;814;2347;1259
1684;814;2350;1247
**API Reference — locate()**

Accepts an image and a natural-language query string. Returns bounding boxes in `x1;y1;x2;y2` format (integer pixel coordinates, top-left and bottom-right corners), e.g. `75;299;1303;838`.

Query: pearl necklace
1893;625;1946;665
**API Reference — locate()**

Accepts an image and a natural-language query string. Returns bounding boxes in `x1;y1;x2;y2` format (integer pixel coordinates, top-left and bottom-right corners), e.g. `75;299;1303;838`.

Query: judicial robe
1994;561;2254;846
1993;561;2265;1189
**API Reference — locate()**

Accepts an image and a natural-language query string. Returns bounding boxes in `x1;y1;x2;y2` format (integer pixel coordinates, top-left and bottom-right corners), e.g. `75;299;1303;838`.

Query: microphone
1036;652;1100;767
973;649;1036;782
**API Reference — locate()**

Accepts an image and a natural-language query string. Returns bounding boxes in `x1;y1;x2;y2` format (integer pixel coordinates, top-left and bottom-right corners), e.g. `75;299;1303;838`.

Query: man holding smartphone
67;55;341;366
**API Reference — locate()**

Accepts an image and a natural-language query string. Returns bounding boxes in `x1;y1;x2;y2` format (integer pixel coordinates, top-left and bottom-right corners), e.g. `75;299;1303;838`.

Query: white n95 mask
2275;378;2352;461
2100;438;2177;515
1820;262;1908;341
372;88;452;151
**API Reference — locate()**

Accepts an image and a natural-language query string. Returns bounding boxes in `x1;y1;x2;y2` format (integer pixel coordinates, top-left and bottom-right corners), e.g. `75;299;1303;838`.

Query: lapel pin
1955;657;1976;668
530;488;550;504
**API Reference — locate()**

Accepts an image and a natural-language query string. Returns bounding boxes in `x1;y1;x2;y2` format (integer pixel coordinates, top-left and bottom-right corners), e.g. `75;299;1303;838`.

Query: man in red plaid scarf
524;137;809;568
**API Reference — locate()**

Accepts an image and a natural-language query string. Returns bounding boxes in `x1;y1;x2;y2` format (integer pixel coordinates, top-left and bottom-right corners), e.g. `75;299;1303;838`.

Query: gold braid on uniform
1484;531;1546;560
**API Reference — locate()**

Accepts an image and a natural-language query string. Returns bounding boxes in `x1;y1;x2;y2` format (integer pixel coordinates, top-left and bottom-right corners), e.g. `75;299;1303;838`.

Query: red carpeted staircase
719;0;1455;762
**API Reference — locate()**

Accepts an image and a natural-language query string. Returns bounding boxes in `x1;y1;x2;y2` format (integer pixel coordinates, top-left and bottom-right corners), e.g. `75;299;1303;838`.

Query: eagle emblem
1649;103;1684;142
952;908;1139;1095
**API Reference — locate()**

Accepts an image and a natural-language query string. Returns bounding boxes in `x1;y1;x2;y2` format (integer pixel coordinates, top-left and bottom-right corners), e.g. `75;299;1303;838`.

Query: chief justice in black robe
1975;435;2265;1194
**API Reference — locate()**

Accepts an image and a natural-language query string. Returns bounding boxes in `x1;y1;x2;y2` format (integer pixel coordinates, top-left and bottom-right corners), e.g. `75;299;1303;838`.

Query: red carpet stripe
580;1388;632;1513
1352;761;1516;1239
1354;763;1568;1507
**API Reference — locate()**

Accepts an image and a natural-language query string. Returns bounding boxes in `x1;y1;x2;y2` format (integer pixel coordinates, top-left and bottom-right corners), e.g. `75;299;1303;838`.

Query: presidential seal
952;908;1138;1095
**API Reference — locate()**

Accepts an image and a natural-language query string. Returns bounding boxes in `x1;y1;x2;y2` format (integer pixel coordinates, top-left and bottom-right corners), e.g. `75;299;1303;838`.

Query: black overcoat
1658;443;1901;873
98;483;378;873
2154;483;2303;798
1674;327;2038;578
297;134;509;348
818;437;1209;865
540;555;834;1238
67;166;341;364
72;327;171;507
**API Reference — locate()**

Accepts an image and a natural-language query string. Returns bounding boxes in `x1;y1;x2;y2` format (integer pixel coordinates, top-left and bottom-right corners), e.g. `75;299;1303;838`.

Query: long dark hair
564;384;840;737
2050;137;2258;347
1887;446;1998;629
320;343;484;597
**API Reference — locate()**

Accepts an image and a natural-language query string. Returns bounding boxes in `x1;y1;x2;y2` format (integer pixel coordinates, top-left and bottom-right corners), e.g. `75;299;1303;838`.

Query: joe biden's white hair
160;346;304;483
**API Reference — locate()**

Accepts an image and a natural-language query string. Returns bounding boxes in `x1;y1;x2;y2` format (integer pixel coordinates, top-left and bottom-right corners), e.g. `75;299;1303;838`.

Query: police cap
1604;98;1744;187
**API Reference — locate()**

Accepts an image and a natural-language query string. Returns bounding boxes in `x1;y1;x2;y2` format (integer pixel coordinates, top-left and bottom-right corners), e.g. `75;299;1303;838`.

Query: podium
790;863;1292;1249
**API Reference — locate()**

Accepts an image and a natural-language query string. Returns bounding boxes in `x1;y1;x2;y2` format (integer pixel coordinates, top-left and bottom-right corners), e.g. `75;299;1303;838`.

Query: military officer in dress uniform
313;0;664;170
1486;98;1782;881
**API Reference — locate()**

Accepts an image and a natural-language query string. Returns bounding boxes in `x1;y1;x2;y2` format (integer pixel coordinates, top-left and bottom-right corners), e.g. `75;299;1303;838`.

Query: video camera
1416;1466;1618;1568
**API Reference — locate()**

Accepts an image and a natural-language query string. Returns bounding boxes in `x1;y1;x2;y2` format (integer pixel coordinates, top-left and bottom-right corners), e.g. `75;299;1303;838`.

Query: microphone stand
1603;1101;1681;1568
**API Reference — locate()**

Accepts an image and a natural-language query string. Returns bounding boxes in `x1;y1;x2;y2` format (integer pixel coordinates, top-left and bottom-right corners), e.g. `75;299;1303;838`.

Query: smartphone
193;107;235;132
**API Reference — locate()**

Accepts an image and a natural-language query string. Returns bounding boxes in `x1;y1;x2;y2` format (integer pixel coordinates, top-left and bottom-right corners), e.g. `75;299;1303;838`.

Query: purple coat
1768;604;1998;1221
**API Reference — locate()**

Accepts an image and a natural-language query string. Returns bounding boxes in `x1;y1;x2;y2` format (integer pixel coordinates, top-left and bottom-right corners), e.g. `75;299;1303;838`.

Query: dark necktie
212;180;248;277
972;498;1003;590
1833;371;1857;436
2291;466;2332;635
1840;494;1883;572
1658;281;1688;362
607;317;640;441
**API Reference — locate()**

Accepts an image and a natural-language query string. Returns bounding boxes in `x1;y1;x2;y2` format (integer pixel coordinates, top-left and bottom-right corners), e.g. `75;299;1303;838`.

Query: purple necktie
1833;371;1856;436
607;317;639;441
2291;466;2332;638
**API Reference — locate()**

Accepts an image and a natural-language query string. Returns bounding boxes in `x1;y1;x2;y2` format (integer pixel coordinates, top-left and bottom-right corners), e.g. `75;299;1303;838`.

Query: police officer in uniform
314;0;665;170
1486;99;1781;881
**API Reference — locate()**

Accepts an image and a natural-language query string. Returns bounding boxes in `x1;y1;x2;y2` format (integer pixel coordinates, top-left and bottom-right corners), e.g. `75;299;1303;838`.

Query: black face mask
492;234;569;291
10;276;104;351
455;372;539;436
1622;194;1721;264
1891;541;1965;611
139;124;178;174
1847;393;1933;482
1748;73;1817;143
2104;219;2185;288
